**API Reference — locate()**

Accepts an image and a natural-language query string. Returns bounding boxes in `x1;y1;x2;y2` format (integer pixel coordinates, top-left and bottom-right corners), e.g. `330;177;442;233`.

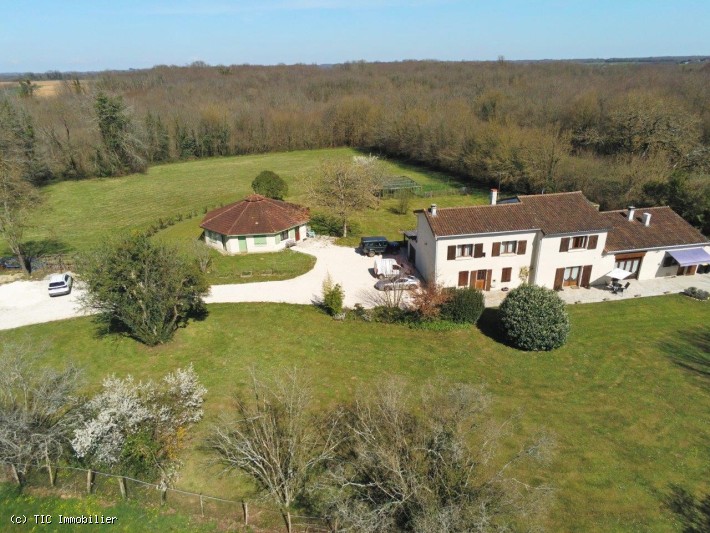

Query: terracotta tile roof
420;192;610;237
200;194;309;236
600;207;709;252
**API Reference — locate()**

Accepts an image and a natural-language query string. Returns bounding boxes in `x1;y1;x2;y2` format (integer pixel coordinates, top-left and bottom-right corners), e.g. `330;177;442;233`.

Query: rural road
0;238;403;331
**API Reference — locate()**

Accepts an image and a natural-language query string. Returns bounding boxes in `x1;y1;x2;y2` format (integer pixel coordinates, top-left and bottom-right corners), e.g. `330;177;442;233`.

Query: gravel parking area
206;237;407;307
0;277;87;331
0;238;410;331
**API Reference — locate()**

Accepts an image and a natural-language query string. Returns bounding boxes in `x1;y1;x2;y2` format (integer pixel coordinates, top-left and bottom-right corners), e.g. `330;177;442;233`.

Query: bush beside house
499;284;570;351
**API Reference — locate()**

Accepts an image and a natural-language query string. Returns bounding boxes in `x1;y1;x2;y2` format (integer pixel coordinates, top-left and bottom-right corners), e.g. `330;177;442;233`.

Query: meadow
1;296;708;531
16;147;486;254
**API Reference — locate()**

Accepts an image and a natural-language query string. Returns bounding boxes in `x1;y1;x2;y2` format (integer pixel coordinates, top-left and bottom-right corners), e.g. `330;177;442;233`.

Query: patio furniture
615;282;631;295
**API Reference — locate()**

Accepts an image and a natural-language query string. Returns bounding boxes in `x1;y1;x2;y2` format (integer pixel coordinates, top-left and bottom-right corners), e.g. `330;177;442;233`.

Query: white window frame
570;236;588;250
456;244;473;258
501;241;517;254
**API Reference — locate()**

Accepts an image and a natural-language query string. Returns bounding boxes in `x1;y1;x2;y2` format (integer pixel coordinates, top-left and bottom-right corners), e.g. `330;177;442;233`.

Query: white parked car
375;275;420;291
48;273;73;297
374;257;402;279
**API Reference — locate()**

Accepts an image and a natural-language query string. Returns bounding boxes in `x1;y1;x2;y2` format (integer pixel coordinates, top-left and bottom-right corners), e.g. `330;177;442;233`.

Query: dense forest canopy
1;60;709;230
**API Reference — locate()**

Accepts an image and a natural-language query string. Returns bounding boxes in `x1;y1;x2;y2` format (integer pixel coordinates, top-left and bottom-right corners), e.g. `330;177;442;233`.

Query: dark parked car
1;257;21;269
359;236;389;257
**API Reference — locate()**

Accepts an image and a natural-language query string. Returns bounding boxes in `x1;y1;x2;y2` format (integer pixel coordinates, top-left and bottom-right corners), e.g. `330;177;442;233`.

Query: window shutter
587;235;598;250
554;268;565;290
559;237;570;252
484;270;492;291
501;267;512;282
581;265;592;288
492;242;501;257
517;240;527;255
474;243;484;258
458;271;469;287
447;246;456;260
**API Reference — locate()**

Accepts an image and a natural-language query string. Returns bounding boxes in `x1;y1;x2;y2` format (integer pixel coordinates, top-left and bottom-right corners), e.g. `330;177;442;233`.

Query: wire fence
415;184;477;197
2;461;328;532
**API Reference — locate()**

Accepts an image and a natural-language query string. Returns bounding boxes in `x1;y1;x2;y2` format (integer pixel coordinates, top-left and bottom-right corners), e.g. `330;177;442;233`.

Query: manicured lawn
155;218;316;284
0;484;218;532
0;296;708;531
13;148;486;256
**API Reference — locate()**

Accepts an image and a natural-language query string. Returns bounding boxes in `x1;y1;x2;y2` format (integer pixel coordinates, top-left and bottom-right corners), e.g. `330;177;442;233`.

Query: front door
295;227;301;241
474;269;487;290
238;236;247;252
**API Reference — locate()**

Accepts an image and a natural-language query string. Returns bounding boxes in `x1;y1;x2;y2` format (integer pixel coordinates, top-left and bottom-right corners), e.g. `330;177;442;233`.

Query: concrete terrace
484;273;710;307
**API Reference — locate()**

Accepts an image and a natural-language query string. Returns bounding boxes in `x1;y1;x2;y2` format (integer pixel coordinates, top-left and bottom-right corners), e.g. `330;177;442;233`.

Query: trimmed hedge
440;287;485;324
499;284;570;351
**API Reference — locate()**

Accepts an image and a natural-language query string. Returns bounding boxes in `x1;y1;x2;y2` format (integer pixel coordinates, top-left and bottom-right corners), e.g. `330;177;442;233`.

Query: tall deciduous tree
317;380;554;532
94;92;147;175
78;233;209;346
309;156;383;237
207;370;341;533
0;152;41;274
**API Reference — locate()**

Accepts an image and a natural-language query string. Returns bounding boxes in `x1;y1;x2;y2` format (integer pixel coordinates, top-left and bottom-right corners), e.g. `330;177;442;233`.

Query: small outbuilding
200;194;310;254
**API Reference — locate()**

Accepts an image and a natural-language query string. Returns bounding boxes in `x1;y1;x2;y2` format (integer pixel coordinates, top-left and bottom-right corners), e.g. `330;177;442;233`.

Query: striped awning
668;248;710;267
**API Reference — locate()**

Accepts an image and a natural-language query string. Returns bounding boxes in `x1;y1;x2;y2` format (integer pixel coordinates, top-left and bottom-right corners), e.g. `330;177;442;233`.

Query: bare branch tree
0;150;41;274
207;369;342;533
308;157;383;237
0;339;83;486
319;379;555;532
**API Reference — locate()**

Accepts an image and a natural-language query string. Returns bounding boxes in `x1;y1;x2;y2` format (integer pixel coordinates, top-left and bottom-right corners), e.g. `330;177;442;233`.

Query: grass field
1;295;708;531
14;148;487;258
0;80;81;98
0;484;217;532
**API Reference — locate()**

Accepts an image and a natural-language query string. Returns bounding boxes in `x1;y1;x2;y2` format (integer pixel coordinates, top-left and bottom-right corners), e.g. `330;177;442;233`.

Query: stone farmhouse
406;190;710;291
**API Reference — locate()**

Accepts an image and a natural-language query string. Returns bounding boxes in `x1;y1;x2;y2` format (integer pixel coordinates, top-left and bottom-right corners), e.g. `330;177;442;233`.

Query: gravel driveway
0;278;87;331
206;237;398;307
0;238;404;331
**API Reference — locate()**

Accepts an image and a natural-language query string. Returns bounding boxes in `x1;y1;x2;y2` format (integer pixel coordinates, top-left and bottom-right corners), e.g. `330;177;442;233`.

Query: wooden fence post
9;463;22;486
86;469;94;494
118;476;127;500
242;500;249;525
200;493;205;517
45;453;56;487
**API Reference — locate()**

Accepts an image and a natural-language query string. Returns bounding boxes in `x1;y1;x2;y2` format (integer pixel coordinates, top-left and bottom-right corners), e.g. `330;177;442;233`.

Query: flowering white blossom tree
72;364;206;482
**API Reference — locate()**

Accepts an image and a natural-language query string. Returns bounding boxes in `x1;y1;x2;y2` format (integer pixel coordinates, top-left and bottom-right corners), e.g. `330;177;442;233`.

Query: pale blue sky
1;0;708;72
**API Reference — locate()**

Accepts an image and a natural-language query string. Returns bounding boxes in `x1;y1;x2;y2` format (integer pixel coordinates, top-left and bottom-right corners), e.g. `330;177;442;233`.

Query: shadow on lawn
664;484;710;533
476;308;508;345
659;327;710;379
91;304;209;343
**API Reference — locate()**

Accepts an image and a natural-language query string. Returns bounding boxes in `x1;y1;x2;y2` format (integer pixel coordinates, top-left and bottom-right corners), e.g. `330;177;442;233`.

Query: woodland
1;60;709;231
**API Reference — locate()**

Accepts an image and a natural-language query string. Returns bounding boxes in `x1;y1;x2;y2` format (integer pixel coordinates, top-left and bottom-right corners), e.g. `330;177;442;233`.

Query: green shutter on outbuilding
254;235;267;245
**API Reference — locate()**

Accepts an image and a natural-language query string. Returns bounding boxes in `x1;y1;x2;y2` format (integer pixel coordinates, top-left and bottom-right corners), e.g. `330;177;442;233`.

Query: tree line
1;60;709;230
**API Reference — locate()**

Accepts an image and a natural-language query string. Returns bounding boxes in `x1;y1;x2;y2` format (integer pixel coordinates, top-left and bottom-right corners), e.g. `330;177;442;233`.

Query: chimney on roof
642;212;652;227
430;204;437;217
490;188;498;205
627;206;636;221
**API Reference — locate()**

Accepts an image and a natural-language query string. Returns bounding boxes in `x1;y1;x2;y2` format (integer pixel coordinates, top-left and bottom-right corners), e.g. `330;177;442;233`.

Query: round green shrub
498;284;570;351
251;170;288;200
440;287;485;324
